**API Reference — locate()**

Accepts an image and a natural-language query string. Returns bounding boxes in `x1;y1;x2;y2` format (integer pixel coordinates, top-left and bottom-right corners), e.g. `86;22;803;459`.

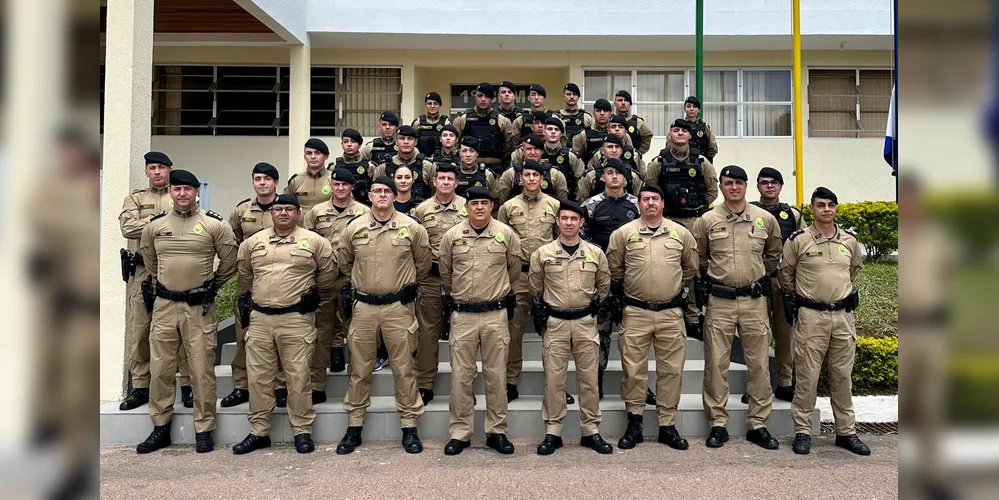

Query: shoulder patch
788;229;806;241
205;210;224;221
149;211;167;221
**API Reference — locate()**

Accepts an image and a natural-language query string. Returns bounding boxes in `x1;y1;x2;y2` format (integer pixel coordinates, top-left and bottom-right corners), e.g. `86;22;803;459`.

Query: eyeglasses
758;180;782;187
370;189;394;196
271;206;298;213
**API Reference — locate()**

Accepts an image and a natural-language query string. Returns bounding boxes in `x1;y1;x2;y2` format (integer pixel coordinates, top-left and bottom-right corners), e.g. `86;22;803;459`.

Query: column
286;45;311;178
401;63;416;124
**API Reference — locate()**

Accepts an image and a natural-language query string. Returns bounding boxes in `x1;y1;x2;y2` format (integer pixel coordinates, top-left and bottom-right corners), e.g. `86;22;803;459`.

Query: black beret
564;83;581;96
670;119;692;132
252;162;279;181
685;96;702;108
273;194;300;209
521;159;544;174
499;81;517;93
371;176;397;195
465;186;493;202
169;169;200;188
144;151;173;167
610;114;628;126
529;84;547;98
531;110;549;122
639;183;665;198
602;158;629;177
380;111;400;126
342;128;363;145
522;134;544;149
593;98;612;111
331;167;356;185
441;124;459;136
558;200;584;218
720;165;749;182
305;138;329;155
757;167;784;184
475;82;495;98
544;116;565;131
460;136;480;152
602;134;623;147
615;90;633;103
435;163;458;176
425;92;443;105
397;125;419;138
811;186;839;204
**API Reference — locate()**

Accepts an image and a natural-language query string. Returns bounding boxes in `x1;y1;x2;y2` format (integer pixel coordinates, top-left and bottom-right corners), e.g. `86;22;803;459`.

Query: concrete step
207;359;746;398
100;394;819;444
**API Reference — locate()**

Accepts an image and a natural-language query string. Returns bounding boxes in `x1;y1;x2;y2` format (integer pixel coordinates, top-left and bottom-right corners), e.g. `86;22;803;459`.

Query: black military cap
499;81;517;93
460;136;480;152
602;158;629;177
332;167;356;185
435;163;458;176
615;90;633;103
610;114;628;126
531;110;549;122
593;98;612;111
685;95;702;108
757;167;784;184
558;199;585;218
464;186;493;202
564;83;581;96
371;176;397;195
720;165;749;182
425;91;443;105
670;119;692;132
305;138;330;155
602;134;623;147
441;124;459;136
380;111;400;127
252;162;279;181
475;82;495;98
639;183;665;198
273;193;300;209
342;128;363;145
397;125;419;139
522;159;544;174
522;134;544;149
144;151;173;167
544;116;564;131
811;186;838;204
169;169;200;188
529;84;547;98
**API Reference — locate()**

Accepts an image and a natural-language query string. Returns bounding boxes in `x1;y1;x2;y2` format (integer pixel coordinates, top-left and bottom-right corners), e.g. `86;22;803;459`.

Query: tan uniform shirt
228;198;275;244
497;165;569;202
237;227;339;308
372;153;437;186
778;225;863;304
304;199;368;254
285;168;334;215
335;211;432;295
439;219;522;302
119;185;172;241
576;166;644;202
586;149;647;180
645;149;719;207
452;109;518;162
497;192;559;262
139;204;239;292
529;239;611;309
570;124;634;159
619;113;655;155
607;219;699;302
413;195;468;261
692;203;782;287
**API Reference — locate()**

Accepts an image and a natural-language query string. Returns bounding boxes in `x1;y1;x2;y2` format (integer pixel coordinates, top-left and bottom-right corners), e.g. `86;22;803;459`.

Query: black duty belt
708;277;769;299
547;305;595;320
252;301;314;315
354;284;418;305
430;261;441;276
521;261;531;272
453;299;506;313
624;293;686;312
796;295;851;312
155;284;210;303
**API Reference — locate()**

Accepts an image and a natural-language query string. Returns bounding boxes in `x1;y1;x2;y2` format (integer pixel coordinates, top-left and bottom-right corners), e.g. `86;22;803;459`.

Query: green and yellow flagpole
696;0;704;111
792;0;804;204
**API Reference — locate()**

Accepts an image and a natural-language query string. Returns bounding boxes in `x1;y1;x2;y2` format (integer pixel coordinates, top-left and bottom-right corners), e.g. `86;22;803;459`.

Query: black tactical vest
656;149;708;218
461;108;505;160
581;128;606;164
688;120;710;159
431;149;459;165
499;106;521;125
511;163;557;199
454;164;489;198
558;110;589;141
751;201;799;242
619;146;639;172
416;116;445;156
540;147;576;200
384;154;431;199
626;115;643;152
519;108;539;138
333;157;372;205
368;138;398;167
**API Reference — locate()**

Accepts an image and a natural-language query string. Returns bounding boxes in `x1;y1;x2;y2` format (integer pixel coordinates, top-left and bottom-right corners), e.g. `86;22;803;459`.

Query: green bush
926;192;999;258
214;278;237;320
799;201;898;261
819;335;898;395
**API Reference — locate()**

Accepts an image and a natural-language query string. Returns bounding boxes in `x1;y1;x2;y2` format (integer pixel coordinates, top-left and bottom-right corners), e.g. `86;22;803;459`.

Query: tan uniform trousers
702;295;773;430
449;309;509;441
769;276;794;387
309;274;350;391
246;310;317;436
792;307;857;435
234;284;286;391
507;272;532;383
542;316;601;436
148;298;218;433
619;306;687;425
127;266;191;389
666;216;700;325
415;274;444;390
899;328;943;477
343;301;424;427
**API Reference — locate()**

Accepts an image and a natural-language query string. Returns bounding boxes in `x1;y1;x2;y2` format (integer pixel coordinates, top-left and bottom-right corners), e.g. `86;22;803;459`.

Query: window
808;69;893;138
583;68;792;137
150;65;401;137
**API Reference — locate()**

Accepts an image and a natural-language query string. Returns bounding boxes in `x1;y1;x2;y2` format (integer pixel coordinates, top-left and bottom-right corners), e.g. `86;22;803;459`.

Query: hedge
818;335;898;396
799;201;898;261
926;191;999;258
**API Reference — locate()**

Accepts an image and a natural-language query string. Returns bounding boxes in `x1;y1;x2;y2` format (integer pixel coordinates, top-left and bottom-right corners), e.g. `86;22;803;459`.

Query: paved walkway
817;395;898;423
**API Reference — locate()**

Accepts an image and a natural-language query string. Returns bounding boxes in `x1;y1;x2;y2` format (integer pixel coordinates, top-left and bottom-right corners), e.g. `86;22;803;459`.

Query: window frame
806;67;894;139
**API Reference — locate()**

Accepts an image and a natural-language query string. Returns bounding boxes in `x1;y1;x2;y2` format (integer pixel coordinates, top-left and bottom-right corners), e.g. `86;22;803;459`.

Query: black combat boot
705;426;729;448
136;423;171;454
295;433;315;454
685;322;703;341
232;434;271;455
775;384;795;402
835;434;871;455
506;383;519;402
565;392;575;404
220;388;249;408
274;388;288;408
646;388;657;405
580;433;613;454
792;433;811;455
746;427;779;450
401;427;423;454
485;433;515;454
336;426;363;455
195;431;214;453
536;434;563;455
419;388;434;405
444;438;471;456
119;388;149;411
331;346;346;373
658;425;689;450
180;386;194;408
617;413;644;449
312;390;327;405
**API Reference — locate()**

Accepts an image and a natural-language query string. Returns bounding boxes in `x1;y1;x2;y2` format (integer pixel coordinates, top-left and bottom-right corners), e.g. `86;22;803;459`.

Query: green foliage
926;191;999;258
799;201;898;261
214;278;237;320
819;335;898;395
854;263;897;337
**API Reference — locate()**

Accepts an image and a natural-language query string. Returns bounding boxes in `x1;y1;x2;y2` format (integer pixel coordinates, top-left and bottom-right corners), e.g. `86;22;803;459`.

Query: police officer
536;116;585;201
586;115;647;180
360;111;400;167
497;161;560;403
136;169;238;454
373;125;437;200
452;82;517;173
232;194;338;455
646;119;719;337
692;165;782;450
682;96;719;163
577;134;645;202
330;128;372;204
512;84;550;138
412;164;467;404
557;83;593;140
392;165;425;218
221;162;284;409
286;138;334;217
498;135;569;201
529;200;613;455
413;92;453;157
453;136;498;198
304;168;367;391
750;166;802;402
607;184;698;451
614;90;654;155
779;187;870;456
430;124;461;164
117;151;193;410
496;81;522;124
572;98;634;165
335;176;432;455
510;112;557;166
439;186;522;456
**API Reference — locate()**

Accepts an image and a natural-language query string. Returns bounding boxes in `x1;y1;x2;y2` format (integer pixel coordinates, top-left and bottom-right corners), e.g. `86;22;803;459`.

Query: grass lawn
855;261;898;337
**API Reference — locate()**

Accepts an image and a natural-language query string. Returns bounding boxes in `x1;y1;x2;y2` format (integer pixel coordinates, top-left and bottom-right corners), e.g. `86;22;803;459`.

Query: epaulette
346;213;365;225
842;228;859;240
205;210;224;221
288;173;299;183
238;197;252;206
149;211;167;221
788;229;806;241
131;188;147;194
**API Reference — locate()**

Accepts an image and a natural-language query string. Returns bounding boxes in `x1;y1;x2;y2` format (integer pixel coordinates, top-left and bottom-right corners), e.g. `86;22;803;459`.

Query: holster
598;335;611;371
237;291;252;327
503;290;517;320
781;290;798;326
609;279;624;325
198;280;218;315
439;284;453;340
301;285;321;313
693;275;710;308
340;283;354;319
531;296;549;336
120;249;131;283
140;275;155;313
846;287;860;312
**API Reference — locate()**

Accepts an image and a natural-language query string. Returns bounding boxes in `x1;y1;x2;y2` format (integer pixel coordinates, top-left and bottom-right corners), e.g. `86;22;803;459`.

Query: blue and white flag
884;85;896;168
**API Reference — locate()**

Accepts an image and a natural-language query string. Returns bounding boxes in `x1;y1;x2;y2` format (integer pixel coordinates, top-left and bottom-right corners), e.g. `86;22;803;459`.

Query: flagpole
696;0;704;113
792;0;804;205
892;0;898;199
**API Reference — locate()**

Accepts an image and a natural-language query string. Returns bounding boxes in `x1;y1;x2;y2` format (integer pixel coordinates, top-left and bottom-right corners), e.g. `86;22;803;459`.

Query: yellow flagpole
792;0;804;205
